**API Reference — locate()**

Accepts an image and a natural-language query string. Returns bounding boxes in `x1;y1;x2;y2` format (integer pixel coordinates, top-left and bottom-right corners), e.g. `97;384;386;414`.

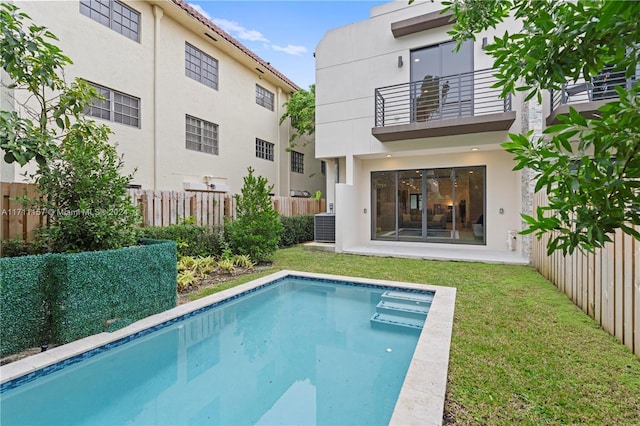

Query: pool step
370;290;433;332
370;312;424;333
381;290;434;306
375;300;429;319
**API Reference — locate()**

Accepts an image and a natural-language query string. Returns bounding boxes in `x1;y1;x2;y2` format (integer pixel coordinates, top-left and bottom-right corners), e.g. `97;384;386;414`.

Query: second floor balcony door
410;40;473;122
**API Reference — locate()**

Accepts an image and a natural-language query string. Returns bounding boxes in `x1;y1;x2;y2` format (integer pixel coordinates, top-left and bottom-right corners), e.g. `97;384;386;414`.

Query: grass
189;246;640;425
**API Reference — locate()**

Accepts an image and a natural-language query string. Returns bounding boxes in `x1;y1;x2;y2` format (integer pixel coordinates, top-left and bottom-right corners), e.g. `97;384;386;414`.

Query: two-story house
0;0;325;197
315;1;533;263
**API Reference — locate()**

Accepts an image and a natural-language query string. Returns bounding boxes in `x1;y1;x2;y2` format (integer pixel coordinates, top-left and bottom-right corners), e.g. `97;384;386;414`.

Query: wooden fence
531;190;639;358
1;182;45;242
1;183;326;242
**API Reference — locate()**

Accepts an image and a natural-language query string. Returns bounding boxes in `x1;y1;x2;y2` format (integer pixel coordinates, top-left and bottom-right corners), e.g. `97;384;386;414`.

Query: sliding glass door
410;40;474;121
372;166;485;244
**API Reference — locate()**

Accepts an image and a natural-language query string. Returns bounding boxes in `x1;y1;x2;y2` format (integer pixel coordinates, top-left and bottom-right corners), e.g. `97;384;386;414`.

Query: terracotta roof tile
171;0;301;91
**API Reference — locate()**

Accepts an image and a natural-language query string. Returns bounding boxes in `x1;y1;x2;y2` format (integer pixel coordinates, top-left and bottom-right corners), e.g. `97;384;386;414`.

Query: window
256;138;274;161
186;115;219;155
321;160;326;175
185;42;219;90
79;0;140;42
291;151;304;174
256;85;274;111
85;82;140;127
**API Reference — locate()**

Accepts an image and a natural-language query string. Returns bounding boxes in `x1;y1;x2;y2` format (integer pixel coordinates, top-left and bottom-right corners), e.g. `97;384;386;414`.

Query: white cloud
188;3;212;21
272;44;308;56
187;3;307;58
212;18;269;43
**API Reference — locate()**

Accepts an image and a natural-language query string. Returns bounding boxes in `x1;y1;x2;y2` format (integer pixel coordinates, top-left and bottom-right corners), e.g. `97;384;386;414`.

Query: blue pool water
0;276;431;425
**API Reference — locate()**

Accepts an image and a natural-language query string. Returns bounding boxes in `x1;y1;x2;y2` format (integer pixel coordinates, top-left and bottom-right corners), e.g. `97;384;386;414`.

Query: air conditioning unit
209;184;230;192
314;213;336;243
183;182;209;191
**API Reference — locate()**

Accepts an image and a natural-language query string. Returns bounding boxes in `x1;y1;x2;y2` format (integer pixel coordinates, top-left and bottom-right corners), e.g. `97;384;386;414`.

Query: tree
440;0;640;255
1;3;139;252
279;84;315;148
0;2;95;166
35;124;140;253
225;167;283;263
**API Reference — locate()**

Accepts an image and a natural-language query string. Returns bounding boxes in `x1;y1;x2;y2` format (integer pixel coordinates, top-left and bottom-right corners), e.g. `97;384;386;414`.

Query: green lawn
190;246;640;425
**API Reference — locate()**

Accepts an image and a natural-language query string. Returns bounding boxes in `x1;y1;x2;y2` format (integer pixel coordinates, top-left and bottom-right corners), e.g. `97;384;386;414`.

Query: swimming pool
0;271;456;425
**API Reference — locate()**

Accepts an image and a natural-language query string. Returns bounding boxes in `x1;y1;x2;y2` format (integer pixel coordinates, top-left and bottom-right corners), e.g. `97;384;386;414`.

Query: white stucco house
1;0;325;197
315;1;534;263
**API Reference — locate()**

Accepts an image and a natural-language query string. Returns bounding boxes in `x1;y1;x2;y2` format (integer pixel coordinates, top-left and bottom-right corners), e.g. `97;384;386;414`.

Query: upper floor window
186;115;219;155
80;0;140;42
291;151;304;174
85;82;140;128
256;85;274;111
256;138;274;161
185;42;219;90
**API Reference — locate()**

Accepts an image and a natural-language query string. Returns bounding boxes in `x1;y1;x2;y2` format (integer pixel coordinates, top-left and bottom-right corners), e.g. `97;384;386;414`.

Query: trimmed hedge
137;225;223;258
0;239;177;357
280;215;315;247
0;254;51;356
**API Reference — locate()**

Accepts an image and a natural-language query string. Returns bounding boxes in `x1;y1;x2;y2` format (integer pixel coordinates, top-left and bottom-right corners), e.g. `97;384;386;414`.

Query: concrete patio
304;241;530;265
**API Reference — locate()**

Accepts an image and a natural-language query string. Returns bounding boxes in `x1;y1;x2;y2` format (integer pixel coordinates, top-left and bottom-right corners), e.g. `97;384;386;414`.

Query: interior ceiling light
471;147;479;151
386;154;392;157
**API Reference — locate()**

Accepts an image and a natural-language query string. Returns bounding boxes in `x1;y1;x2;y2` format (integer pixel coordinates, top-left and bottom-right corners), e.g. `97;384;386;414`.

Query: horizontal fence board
532;189;638;359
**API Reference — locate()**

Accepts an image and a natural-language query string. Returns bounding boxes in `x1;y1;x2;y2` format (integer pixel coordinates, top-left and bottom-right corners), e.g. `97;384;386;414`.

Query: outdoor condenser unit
314;213;335;243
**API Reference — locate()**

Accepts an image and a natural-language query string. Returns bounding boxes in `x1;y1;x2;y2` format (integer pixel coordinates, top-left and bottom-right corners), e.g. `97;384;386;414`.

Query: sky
187;0;388;89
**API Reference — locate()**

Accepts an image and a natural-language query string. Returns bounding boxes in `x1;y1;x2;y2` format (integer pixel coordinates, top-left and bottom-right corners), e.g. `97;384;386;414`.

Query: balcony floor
372;111;516;142
546;99;612;125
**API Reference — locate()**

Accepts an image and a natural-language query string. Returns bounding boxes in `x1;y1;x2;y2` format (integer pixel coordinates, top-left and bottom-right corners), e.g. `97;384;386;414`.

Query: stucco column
276;87;283;195
152;5;164;190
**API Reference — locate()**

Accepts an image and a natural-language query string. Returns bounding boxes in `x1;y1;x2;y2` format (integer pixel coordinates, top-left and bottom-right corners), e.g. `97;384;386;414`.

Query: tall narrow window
291;151;304;174
256;138;274;161
185;43;219;90
79;0;140;42
186;115;219;155
256;85;274;111
85;82;140;128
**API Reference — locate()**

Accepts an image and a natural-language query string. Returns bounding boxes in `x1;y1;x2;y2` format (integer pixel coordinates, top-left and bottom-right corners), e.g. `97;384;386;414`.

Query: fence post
189;195;197;223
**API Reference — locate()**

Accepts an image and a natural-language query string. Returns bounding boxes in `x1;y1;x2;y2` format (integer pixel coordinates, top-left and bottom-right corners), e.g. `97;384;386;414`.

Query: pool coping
0;270;456;425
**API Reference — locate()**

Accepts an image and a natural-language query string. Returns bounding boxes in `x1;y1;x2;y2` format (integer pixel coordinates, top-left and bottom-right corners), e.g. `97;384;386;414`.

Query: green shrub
1;236;49;258
280;215;315;247
33;123;140;253
225;167;283;263
137;224;223;258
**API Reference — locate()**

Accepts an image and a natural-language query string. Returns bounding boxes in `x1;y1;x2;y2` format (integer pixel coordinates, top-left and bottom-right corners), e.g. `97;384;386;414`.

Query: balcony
372;68;515;142
547;66;638;125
